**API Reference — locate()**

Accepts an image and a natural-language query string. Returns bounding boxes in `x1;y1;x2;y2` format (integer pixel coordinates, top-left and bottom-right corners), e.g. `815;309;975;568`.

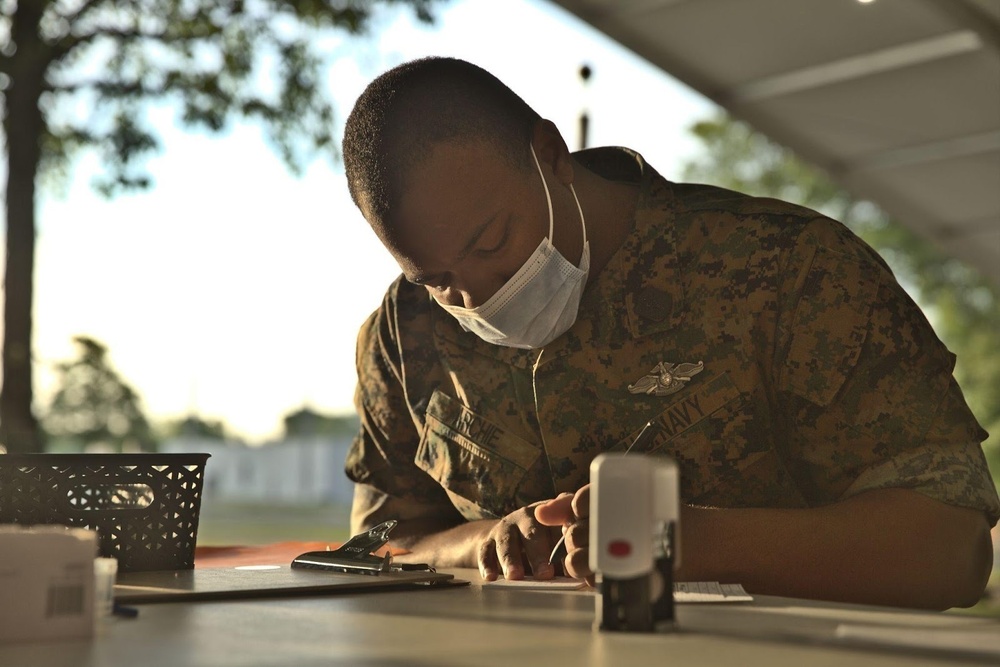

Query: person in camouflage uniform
341;57;999;609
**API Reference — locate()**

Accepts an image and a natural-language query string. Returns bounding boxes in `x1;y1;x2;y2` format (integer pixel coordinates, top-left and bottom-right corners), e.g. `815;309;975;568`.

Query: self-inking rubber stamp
590;452;680;632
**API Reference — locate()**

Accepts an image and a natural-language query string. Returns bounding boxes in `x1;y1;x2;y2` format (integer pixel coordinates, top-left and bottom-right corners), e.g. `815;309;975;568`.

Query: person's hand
478;501;562;582
534;485;594;586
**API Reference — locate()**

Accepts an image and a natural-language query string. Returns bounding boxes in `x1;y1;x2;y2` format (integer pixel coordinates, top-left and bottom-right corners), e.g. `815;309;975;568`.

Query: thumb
534;492;574;526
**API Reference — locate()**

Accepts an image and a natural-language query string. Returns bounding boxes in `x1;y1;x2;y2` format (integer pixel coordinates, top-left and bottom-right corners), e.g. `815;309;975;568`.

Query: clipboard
115;564;460;604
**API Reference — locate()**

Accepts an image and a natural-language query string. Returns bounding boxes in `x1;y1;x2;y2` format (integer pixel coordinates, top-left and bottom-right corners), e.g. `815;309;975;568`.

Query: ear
531;119;575;186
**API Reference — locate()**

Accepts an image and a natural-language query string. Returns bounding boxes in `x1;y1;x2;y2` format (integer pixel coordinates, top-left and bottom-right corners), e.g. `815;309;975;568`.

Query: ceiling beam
728;31;982;103
847;130;1000;173
924;0;1000;54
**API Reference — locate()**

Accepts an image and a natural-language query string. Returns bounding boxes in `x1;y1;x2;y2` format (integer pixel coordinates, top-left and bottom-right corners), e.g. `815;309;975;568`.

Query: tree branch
43;76;170;97
49;13;229;62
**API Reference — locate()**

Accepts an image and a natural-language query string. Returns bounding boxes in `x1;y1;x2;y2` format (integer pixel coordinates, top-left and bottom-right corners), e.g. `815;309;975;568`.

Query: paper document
483;576;587;591
483;577;752;602
673;581;752;602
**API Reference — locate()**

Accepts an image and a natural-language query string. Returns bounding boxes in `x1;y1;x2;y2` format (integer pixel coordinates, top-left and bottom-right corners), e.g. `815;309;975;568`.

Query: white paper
483;576;587;591
483;577;752;602
673;581;753;602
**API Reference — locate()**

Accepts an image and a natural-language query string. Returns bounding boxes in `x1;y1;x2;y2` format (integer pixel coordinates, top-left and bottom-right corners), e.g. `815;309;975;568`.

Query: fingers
563;544;594;583
533;492;574;526
563;520;588;552
479;507;564;581
478;538;501;581
482;489;592;584
535;485;591;525
479;533;527;581
571;484;590;520
493;526;526;580
521;523;555;580
557;519;593;583
533;488;592;583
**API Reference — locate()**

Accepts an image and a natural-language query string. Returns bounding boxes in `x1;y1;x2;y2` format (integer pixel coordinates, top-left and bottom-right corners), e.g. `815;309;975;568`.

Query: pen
549;420;662;565
548;533;568;567
624;420;661;455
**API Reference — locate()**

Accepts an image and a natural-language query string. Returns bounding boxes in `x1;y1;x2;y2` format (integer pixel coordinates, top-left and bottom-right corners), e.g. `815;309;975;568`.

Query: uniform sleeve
776;219;1000;525
344;293;462;534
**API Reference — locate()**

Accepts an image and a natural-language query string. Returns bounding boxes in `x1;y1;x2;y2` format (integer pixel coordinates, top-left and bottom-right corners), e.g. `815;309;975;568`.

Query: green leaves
17;0;440;195
2;0;440;453
42;336;154;453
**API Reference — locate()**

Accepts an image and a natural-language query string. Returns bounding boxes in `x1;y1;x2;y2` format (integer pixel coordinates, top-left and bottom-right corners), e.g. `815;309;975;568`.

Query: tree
283;405;359;439
158;414;228;441
42;335;152;452
0;0;437;453
683;111;1000;479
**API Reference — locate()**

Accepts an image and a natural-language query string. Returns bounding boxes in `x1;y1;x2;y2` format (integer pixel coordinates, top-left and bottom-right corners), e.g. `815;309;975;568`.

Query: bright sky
28;0;717;443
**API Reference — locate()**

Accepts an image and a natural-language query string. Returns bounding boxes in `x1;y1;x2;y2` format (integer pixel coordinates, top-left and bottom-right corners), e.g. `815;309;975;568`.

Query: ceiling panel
617;0;957;88
874;150;1000;226
753;51;1000;158
549;0;1000;286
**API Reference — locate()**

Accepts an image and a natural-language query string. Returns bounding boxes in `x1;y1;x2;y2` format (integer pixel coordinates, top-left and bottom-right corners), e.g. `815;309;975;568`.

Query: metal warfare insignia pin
627;361;705;396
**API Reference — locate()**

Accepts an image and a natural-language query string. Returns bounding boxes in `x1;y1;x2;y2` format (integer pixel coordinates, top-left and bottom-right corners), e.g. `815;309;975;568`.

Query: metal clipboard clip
290;520;434;576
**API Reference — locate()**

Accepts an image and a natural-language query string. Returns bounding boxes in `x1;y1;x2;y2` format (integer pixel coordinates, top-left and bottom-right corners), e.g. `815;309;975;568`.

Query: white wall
161;436;354;505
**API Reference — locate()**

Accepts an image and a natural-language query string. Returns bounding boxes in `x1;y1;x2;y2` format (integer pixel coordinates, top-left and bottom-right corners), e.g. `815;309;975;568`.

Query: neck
575;168;640;281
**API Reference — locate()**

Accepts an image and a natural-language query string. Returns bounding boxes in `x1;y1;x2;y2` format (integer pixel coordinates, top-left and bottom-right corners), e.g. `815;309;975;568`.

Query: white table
1;569;997;667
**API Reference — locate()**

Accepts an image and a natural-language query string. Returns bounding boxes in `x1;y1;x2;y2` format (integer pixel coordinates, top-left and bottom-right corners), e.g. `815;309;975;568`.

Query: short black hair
343;57;541;234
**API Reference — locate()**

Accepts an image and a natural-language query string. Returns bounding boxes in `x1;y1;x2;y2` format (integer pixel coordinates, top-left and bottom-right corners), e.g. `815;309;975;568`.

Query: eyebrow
410;212;501;284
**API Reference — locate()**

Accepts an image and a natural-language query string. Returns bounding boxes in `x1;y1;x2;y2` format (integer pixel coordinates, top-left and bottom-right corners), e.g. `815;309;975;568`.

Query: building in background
161;408;357;506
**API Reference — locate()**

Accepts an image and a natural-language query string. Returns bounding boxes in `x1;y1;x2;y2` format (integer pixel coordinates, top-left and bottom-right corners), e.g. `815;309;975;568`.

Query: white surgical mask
435;145;590;349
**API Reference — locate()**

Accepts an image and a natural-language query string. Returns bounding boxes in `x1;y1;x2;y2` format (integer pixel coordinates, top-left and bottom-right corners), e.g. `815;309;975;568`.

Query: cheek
441;259;524;309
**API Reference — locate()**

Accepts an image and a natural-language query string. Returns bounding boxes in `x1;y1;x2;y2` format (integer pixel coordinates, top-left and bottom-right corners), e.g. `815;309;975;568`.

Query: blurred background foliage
1;0;440;453
36;334;360;452
42;335;153;453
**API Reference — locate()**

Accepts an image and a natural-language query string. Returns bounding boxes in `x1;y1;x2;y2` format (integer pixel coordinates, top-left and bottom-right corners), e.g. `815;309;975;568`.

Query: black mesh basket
0;453;210;572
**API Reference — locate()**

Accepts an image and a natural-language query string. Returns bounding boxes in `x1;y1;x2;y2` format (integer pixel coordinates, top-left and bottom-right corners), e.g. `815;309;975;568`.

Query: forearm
350;483;493;568
389;517;496;569
677;488;993;610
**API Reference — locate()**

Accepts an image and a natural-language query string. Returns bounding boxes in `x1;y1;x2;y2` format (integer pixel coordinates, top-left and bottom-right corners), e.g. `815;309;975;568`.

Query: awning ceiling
549;0;1000;287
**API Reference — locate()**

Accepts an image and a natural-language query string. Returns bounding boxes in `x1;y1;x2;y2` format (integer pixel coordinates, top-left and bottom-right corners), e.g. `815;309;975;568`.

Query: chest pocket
416;391;541;520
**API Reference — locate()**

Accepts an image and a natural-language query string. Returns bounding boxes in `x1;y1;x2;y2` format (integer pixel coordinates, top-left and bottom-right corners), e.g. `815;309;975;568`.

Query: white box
0;525;96;643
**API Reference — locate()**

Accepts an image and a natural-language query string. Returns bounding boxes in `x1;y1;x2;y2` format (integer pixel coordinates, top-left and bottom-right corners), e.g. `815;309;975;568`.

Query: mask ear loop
530;144;555;240
530;144;588;252
569;183;587;247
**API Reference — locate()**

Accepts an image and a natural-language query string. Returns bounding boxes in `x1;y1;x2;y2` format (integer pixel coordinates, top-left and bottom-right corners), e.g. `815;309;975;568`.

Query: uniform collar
576;147;684;341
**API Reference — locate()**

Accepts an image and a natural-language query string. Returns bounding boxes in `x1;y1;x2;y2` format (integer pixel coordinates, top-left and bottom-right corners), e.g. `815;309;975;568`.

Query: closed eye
474;219;510;256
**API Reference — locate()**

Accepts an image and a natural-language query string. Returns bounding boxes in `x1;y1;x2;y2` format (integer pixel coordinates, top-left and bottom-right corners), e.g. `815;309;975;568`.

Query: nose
435;285;483;310
434;272;509;310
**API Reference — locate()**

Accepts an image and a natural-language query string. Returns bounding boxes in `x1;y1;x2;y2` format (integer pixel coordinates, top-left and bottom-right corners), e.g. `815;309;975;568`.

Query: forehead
381;140;530;273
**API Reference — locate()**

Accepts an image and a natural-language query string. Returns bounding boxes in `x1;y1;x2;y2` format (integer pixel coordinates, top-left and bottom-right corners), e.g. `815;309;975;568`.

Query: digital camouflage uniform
345;147;1000;533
